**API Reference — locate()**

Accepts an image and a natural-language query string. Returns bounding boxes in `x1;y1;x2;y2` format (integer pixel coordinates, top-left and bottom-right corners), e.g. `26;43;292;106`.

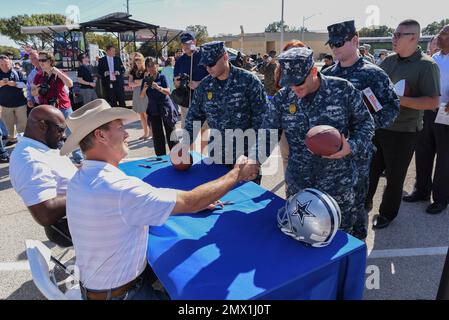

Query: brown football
305;125;342;157
169;147;193;171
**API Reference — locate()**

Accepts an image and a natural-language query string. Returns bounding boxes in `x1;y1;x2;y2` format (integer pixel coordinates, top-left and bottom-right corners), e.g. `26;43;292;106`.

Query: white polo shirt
433;51;449;104
66;160;177;290
10;135;77;207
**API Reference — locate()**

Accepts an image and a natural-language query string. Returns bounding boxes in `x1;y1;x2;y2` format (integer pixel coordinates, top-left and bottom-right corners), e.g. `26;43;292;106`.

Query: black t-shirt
77;64;94;89
0;69;27;108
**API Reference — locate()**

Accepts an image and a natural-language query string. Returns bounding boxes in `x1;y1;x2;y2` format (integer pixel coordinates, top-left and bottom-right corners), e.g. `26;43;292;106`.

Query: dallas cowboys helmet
277;188;341;248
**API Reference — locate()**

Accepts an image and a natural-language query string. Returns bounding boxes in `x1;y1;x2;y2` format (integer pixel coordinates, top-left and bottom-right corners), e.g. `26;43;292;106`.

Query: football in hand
305;125;343;157
169;146;193;171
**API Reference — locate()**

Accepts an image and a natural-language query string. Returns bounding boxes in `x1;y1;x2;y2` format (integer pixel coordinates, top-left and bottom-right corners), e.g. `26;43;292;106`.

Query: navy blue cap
180;31;195;44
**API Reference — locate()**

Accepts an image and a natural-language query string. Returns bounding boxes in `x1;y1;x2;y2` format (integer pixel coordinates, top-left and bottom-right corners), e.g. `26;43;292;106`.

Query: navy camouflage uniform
185;41;268;165
259;47;375;233
322;20;400;239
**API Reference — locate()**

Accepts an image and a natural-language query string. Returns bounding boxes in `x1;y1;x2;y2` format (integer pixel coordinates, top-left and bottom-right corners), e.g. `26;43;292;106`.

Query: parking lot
0;121;448;300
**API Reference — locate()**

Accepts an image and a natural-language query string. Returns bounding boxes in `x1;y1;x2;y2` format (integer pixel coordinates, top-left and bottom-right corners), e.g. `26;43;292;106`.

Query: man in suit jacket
97;45;126;108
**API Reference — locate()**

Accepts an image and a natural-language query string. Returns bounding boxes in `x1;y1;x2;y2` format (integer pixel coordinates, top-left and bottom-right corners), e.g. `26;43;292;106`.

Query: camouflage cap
278;47;314;87
199;41;226;66
326;20;356;45
180;31;195;44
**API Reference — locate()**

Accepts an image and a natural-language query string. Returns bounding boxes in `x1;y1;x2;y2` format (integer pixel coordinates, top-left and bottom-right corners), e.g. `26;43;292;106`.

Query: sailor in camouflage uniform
322;20;400;239
184;41;268;166
255;47;375;233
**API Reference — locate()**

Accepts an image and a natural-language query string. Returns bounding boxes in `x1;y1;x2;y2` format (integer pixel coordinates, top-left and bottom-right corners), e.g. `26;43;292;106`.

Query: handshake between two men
168;145;261;213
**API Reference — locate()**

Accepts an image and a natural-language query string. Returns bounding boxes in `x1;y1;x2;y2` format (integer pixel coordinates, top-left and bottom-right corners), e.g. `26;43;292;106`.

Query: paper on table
435;103;449;126
394;80;406;96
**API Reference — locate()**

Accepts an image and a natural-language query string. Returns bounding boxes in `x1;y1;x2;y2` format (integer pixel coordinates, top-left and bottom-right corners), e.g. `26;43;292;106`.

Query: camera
178;73;190;88
144;76;154;88
47;98;57;107
38;83;50;96
171;73;191;108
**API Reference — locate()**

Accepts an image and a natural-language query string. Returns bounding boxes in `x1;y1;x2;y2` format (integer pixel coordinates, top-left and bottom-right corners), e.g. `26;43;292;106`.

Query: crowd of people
0;18;448;300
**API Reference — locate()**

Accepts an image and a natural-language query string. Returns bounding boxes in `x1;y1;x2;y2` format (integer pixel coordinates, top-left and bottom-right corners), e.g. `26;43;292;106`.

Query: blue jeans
60;108;83;163
0;126;8;158
81;265;169;301
0;119;8;138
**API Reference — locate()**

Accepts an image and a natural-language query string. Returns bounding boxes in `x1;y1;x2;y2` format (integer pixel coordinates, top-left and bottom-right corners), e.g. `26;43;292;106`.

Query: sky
1;0;448;47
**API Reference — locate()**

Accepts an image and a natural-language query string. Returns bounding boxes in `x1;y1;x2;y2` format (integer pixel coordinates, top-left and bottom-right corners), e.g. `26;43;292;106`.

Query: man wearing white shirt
410;24;449;214
62;99;258;300
10;105;77;247
97;45;126;108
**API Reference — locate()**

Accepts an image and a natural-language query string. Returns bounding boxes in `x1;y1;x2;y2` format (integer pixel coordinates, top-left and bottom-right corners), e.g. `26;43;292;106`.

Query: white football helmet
277;188;341;248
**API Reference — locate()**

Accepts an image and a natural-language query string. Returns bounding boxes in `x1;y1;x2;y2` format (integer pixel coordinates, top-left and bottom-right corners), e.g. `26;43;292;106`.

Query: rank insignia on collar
207;92;213;101
289;104;297;114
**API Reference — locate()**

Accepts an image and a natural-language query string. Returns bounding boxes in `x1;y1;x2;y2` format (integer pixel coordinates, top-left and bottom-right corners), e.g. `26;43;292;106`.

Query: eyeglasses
392;32;416;39
44;120;66;133
38;59;48;63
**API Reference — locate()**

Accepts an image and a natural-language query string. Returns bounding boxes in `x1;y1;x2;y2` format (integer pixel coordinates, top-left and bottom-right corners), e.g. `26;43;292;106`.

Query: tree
0;45;21;59
185;25;210;45
86;33;118;51
139;41;158;58
358;25;394;37
423;19;449;35
0;14;66;50
265;21;290;33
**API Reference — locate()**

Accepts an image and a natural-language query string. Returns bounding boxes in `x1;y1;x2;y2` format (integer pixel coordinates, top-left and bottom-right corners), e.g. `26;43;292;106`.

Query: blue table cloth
120;153;367;300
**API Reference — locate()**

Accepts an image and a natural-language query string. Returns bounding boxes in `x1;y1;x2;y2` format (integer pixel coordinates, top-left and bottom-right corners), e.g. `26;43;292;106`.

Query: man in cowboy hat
62;99;259;300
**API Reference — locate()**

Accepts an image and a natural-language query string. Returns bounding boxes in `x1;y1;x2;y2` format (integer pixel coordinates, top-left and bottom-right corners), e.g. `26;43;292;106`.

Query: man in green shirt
366;19;441;229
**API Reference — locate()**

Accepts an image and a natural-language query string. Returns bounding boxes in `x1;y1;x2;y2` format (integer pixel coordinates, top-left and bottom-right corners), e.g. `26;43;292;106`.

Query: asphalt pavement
0;120;448;300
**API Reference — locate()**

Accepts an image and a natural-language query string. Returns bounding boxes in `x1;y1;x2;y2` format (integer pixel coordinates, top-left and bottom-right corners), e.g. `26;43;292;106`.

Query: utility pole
301;12;321;42
280;0;285;52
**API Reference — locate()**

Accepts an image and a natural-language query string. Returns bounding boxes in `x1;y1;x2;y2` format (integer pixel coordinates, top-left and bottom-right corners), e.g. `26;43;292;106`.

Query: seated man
61;99;259;300
10;105;77;247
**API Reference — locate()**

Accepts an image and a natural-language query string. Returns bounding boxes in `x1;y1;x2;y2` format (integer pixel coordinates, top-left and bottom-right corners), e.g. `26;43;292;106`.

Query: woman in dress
129;52;151;140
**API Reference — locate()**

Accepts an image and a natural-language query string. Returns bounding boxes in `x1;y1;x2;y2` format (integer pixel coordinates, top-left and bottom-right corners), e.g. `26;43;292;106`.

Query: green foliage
86;33;117;51
265;21;300;33
0;14;66;50
423;19;449;35
186;25;209;45
358;25;395;37
0;45;21;59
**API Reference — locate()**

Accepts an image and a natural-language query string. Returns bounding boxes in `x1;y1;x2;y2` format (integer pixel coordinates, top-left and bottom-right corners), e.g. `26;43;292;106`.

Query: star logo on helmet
291;200;315;226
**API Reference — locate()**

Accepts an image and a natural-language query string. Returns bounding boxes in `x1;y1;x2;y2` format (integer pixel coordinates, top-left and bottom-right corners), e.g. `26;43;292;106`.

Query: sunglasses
328;34;356;49
45;120;66;133
38;59;48;63
392;32;416;39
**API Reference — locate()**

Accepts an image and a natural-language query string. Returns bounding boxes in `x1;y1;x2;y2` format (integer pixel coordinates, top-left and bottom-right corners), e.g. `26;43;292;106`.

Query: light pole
240;25;244;53
280;0;285;52
301;12;321;42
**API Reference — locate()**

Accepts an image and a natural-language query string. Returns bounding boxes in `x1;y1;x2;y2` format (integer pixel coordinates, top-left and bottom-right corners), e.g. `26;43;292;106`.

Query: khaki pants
0;105;27;140
279;132;289;174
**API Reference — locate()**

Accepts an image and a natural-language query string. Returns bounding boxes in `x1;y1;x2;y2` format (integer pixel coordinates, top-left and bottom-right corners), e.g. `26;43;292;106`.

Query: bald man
10;105;77;247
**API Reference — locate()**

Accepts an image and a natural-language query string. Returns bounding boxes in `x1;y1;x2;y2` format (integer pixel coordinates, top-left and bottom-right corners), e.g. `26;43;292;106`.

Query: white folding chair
25;240;81;300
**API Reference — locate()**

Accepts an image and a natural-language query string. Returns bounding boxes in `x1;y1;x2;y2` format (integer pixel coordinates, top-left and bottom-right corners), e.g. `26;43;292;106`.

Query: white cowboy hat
60;99;139;156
